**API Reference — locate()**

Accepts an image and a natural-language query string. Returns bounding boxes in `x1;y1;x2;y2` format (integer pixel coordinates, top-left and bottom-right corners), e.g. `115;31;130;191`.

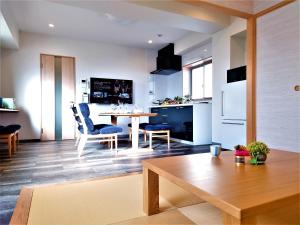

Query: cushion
128;123;150;129
84;118;94;132
98;126;122;134
79;103;90;118
78;103;94;131
144;124;172;131
78;124;122;135
6;124;21;132
0;126;15;135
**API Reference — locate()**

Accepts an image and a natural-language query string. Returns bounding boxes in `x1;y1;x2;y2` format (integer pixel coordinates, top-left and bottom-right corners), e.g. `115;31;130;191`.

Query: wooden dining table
99;112;157;150
143;149;300;225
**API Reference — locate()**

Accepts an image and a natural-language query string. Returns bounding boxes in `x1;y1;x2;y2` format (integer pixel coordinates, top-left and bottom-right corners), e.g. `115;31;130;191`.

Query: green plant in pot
247;141;270;165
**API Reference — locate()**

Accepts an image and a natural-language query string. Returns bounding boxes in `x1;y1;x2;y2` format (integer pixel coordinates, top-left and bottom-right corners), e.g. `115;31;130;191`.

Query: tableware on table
210;145;221;157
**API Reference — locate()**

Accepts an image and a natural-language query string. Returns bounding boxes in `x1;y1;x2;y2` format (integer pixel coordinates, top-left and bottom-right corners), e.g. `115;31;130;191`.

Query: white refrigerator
221;80;246;150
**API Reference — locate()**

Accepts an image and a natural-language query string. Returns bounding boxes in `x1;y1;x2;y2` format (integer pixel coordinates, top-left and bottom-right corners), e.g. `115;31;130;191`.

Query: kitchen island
149;102;212;145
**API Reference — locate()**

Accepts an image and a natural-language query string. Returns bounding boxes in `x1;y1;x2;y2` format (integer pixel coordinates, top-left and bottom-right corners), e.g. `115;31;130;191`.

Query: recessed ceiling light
204;49;207;52
148;40;153;44
48;23;55;28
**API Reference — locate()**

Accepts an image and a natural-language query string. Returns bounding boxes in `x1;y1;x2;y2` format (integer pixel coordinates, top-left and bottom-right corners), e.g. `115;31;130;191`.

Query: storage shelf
0;108;19;112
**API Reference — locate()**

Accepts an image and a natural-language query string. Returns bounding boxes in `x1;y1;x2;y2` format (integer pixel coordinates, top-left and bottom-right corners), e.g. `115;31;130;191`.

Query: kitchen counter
149;103;212;145
149;102;211;108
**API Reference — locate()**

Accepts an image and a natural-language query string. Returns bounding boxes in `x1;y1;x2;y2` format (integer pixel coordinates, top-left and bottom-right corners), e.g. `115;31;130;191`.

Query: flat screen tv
90;78;133;104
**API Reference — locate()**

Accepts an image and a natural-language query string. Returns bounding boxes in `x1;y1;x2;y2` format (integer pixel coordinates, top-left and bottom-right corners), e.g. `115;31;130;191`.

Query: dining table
98;112;157;150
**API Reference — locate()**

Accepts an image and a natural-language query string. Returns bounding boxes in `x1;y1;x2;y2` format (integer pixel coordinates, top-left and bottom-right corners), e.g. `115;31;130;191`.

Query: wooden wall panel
61;57;75;140
41;54;55;141
246;17;256;144
256;1;300;151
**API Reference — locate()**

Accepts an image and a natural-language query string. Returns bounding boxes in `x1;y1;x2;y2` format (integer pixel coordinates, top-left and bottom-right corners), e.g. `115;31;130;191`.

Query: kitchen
148;20;247;150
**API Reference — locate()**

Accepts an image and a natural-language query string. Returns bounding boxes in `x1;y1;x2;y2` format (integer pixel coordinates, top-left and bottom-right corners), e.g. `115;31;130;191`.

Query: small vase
250;153;267;165
257;154;267;162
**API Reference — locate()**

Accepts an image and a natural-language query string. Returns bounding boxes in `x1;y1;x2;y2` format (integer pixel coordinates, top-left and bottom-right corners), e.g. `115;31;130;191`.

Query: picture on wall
90;77;133;104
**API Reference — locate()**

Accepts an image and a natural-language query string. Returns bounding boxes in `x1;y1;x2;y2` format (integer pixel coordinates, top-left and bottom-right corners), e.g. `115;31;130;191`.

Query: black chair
0;124;21;157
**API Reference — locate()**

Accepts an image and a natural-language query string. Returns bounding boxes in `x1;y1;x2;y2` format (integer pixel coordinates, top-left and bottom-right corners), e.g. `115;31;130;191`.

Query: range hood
150;43;182;75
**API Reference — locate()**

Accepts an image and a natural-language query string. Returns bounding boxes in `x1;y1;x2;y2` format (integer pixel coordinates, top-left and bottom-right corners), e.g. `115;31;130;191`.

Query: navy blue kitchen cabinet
150;106;193;141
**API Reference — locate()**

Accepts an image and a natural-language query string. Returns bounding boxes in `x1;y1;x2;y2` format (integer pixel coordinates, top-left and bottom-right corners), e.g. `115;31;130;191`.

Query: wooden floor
0;137;210;225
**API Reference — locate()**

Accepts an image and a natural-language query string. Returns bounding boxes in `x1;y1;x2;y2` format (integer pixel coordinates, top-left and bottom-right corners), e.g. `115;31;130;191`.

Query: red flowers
234;145;250;156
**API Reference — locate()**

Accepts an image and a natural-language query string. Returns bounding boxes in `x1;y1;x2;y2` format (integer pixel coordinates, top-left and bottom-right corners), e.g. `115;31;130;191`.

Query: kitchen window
183;59;212;99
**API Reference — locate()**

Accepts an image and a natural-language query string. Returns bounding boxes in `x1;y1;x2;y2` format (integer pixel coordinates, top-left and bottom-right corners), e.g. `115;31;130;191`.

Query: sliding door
256;2;300;151
41;55;55;141
61;57;76;139
41;54;75;141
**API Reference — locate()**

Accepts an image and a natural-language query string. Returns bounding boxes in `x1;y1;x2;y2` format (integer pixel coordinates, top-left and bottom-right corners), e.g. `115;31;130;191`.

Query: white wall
212;17;246;143
153;71;183;100
0;1;19;49
256;1;300;152
230;33;246;69
175;32;211;55
0;32;152;139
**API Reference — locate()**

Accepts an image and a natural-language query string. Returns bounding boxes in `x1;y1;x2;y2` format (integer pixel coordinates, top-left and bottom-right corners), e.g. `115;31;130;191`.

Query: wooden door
41;54;55;140
41;54;75;141
61;57;75;139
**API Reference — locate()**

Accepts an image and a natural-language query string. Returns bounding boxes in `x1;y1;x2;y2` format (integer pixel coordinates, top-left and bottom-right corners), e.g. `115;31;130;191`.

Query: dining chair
75;103;122;157
128;123;172;149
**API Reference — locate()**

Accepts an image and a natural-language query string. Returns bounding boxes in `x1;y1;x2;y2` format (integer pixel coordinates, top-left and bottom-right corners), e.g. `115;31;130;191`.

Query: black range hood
150;43;182;75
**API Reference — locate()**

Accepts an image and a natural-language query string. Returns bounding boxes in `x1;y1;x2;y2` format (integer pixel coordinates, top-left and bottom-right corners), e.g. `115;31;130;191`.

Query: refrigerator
221;80;246;150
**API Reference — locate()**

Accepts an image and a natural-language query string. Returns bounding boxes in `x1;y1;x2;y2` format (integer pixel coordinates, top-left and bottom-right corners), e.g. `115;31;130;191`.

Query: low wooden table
143;149;300;225
99;112;157;150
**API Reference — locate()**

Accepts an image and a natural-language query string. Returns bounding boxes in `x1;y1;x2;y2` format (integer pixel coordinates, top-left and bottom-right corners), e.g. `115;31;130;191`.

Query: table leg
131;116;139;149
111;116;117;125
222;212;257;225
143;167;159;215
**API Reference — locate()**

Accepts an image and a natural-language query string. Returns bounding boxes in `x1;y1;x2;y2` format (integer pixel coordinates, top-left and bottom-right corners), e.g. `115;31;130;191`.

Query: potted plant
247;141;270;165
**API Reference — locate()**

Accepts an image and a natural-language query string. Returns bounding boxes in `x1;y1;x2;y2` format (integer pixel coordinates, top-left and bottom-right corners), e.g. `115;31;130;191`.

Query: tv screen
90;78;133;104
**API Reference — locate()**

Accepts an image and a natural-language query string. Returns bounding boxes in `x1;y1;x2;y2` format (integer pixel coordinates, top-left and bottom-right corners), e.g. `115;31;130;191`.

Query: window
182;59;212;99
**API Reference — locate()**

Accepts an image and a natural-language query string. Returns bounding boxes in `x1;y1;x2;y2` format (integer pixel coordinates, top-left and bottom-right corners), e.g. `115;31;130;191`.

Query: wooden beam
255;0;296;18
246;17;256;144
177;0;252;19
10;188;33;225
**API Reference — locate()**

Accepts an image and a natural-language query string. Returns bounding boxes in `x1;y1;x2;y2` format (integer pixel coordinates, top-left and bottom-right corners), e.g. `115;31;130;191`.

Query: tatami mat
27;174;219;225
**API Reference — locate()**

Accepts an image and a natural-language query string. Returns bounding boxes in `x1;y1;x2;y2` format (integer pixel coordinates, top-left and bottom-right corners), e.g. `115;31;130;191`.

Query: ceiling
3;0;231;50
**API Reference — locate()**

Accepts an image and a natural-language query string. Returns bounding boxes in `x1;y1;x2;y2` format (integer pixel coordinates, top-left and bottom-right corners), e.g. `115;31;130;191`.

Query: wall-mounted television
90;78;133;104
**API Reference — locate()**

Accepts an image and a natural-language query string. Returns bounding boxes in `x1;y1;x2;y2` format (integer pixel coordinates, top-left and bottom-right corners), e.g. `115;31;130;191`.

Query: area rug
17;174;222;225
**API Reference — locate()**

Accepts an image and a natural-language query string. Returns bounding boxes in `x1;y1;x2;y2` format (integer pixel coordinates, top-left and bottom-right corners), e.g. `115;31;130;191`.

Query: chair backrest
71;104;82;128
78;103;95;134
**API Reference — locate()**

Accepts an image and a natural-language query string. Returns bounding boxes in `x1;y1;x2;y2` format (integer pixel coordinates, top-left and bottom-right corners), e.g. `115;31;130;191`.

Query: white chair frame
129;128;170;149
76;104;118;157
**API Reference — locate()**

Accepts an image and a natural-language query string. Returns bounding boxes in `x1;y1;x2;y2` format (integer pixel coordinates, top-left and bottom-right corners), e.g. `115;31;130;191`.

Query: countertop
149;102;211;108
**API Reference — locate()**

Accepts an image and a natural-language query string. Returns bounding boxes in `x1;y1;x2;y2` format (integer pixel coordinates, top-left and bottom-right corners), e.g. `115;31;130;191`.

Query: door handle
222;122;244;125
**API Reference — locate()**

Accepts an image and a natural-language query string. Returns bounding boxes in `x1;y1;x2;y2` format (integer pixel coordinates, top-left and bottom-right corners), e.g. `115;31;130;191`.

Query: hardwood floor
0;137;210;225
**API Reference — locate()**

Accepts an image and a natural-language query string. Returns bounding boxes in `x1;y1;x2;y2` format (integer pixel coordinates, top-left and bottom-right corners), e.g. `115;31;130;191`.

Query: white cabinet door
222;81;246;120
221;120;246;150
